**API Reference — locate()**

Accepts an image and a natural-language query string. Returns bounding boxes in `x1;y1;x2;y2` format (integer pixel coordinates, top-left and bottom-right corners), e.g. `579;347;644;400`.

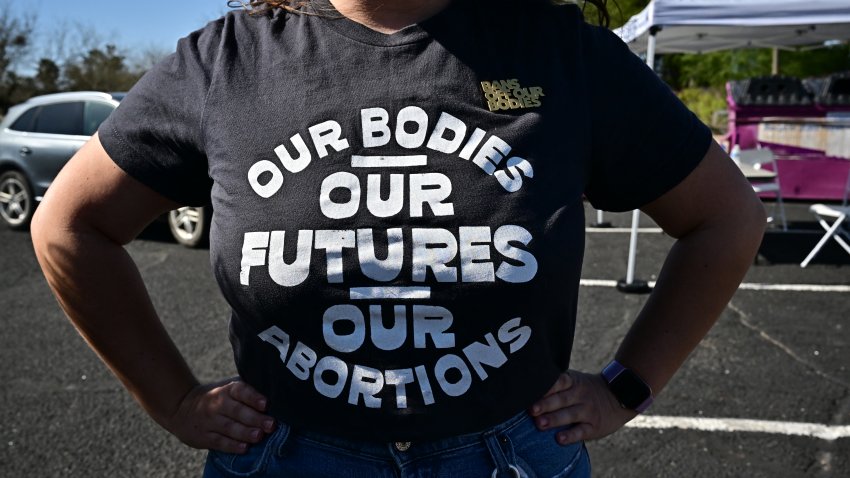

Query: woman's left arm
530;140;767;444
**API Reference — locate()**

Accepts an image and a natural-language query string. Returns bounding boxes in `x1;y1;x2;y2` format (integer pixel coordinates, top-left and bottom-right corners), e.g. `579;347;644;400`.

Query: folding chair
800;170;850;268
734;148;787;231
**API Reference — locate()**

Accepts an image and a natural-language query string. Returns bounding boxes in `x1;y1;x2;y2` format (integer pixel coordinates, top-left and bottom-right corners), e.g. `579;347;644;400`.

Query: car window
83;101;116;136
9;107;40;132
34;102;84;135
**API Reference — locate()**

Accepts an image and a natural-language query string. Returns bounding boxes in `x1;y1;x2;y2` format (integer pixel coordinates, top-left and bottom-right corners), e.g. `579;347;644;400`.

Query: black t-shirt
99;0;711;441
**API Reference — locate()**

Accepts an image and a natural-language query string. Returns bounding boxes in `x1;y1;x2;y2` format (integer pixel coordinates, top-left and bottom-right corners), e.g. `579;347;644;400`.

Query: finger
531;391;575;417
555;423;594;446
531;373;576;417
207;431;251;455
534;404;584;430
212;414;266;444
229;381;269;412
222;398;275;433
531;386;582;417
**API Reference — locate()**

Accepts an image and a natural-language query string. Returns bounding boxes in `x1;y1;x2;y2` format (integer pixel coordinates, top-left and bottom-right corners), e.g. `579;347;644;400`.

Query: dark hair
234;0;612;28
232;0;308;13
578;0;611;27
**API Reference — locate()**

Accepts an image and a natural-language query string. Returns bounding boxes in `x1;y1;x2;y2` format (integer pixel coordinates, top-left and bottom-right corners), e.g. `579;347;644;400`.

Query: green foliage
577;0;649;28
0;0;36;114
663;50;772;90
663;45;850;91
64;45;142;92
778;45;850;79
607;0;649;29
35;58;60;93
676;87;727;132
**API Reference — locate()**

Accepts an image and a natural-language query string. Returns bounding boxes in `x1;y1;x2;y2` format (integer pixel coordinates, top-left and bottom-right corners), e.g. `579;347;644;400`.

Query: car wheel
0;171;34;230
167;206;210;248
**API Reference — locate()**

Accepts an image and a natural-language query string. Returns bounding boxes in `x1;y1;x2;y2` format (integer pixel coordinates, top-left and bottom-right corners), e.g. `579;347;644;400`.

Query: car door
21;101;89;196
1;105;40;165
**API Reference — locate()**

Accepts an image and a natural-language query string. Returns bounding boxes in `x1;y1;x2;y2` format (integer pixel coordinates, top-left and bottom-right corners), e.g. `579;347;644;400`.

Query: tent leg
617;30;657;295
590;209;612;228
617;209;651;294
772;48;780;75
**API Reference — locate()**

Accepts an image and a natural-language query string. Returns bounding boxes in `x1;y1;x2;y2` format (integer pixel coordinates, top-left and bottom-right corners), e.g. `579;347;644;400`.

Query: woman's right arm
31;134;274;454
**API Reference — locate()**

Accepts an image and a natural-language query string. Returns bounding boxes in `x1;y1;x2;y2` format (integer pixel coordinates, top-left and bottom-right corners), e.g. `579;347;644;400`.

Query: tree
0;0;36;114
575;0;648;28
778;45;850;79
64;44;141;92
128;46;170;77
662;50;772;90
35;58;60;93
607;0;649;28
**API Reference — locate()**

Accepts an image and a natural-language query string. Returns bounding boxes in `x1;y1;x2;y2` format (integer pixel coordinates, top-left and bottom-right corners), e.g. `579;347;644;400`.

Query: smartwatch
601;360;654;413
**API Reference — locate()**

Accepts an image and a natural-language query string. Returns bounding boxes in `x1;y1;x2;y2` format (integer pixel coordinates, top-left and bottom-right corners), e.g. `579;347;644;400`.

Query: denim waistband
206;410;589;478
291;410;531;464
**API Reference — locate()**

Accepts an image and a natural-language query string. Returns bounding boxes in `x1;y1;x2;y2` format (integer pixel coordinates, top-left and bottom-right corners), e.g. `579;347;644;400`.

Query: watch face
609;369;651;409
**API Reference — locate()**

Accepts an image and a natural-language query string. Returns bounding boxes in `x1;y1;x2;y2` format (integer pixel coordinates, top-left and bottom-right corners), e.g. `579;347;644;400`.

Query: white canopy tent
616;0;850;55
608;0;850;292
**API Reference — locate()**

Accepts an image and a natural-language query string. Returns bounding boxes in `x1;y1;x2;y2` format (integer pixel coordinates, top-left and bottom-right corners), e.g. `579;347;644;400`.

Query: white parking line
627;415;850;441
736;283;850;292
580;279;850;293
580;279;624;288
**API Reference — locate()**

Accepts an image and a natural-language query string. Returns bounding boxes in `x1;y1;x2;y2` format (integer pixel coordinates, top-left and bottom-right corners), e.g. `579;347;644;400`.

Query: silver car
0;91;209;247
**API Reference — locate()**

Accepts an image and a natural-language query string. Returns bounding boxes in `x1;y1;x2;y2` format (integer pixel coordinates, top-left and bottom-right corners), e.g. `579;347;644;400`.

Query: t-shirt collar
308;0;461;47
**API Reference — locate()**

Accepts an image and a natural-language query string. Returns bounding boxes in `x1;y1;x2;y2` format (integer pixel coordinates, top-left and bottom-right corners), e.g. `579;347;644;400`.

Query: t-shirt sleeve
582;24;713;212
98;18;224;206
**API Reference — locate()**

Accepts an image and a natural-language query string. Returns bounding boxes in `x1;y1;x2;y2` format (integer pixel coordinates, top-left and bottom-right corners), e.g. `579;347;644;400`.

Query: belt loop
484;431;521;478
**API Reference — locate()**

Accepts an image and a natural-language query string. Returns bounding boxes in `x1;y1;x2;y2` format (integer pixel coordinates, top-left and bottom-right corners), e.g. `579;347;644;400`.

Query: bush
677;87;728;132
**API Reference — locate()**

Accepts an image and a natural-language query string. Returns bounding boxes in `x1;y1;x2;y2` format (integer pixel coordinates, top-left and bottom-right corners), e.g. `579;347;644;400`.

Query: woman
31;0;766;476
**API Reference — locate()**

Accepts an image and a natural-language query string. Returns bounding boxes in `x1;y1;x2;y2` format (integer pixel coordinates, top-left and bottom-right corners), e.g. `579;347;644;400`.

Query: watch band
601;360;654;413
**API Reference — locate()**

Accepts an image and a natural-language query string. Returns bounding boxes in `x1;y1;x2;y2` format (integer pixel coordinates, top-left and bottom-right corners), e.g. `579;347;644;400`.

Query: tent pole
771;48;780;75
617;27;659;295
590;209;612;228
646;27;658;69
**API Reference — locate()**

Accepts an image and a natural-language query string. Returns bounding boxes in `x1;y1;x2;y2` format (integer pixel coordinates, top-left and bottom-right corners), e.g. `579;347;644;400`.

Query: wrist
144;379;201;432
601;360;654;413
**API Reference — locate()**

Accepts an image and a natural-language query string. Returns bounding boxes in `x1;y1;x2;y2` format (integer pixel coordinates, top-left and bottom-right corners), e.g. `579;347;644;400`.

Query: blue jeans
203;411;591;477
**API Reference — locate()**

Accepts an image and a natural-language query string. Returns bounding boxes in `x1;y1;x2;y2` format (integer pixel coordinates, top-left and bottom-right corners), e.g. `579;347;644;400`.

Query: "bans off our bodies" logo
480;79;544;112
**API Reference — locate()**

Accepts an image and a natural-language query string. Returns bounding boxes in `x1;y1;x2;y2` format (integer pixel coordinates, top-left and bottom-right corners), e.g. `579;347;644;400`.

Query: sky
16;0;234;64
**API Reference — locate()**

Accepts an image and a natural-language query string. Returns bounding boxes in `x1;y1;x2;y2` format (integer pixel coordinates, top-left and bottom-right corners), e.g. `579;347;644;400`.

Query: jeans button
394;441;411;452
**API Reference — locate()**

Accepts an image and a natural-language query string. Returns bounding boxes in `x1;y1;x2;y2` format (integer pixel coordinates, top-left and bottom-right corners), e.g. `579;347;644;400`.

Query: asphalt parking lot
1;200;848;477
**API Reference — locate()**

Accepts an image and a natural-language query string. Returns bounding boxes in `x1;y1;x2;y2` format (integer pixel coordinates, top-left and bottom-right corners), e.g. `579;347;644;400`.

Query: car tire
0;170;35;230
167;206;210;248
